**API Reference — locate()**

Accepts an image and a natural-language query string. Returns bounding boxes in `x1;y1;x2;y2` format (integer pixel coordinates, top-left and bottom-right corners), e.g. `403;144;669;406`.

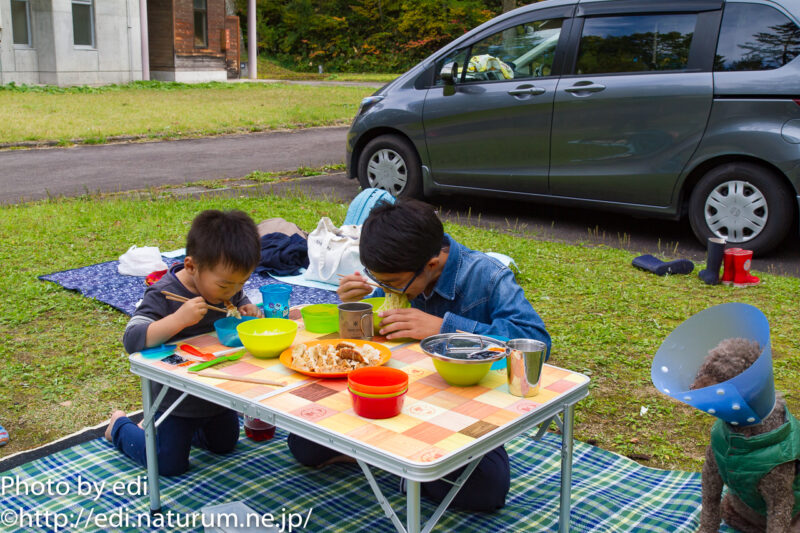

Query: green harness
710;408;800;516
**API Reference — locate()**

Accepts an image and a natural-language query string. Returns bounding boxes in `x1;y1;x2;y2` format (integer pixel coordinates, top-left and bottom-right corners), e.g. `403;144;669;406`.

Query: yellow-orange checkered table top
130;309;590;468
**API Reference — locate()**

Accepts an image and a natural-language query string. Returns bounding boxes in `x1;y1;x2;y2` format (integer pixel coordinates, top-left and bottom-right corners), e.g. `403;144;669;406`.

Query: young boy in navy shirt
290;199;551;511
107;209;261;476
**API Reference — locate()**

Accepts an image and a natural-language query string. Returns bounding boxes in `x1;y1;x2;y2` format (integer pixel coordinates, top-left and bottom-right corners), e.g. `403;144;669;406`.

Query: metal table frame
130;356;588;533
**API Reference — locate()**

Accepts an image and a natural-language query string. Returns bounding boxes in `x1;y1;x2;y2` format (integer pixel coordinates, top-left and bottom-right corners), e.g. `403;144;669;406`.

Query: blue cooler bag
345;188;396;226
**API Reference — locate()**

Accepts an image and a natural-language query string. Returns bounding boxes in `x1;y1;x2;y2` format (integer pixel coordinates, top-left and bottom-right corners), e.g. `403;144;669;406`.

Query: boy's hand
240;303;262;318
173;297;207;327
378;308;443;340
338;272;373;302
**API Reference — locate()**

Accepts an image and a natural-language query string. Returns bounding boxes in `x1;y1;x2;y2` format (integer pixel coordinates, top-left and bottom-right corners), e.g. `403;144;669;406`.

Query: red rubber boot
721;247;742;286
733;249;760;287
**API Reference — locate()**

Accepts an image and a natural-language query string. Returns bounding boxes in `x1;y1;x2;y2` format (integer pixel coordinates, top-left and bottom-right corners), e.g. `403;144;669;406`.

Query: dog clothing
710;407;800;516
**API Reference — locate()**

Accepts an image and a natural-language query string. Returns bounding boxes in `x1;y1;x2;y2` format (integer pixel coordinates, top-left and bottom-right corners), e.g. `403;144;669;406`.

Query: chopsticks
194;370;286;387
335;274;381;289
161;290;228;314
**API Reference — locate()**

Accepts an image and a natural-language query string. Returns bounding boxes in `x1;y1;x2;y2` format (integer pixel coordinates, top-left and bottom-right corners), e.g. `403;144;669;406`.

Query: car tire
688;162;794;256
357;135;423;198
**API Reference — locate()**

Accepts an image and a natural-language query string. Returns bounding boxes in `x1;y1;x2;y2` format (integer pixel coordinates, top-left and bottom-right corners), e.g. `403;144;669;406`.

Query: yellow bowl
360;297;385;330
236;318;298;358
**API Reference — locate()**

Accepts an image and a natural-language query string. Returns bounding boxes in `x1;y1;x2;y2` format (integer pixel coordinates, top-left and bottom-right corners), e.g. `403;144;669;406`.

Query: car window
715;3;800;71
576;14;697;74
434;18;563;85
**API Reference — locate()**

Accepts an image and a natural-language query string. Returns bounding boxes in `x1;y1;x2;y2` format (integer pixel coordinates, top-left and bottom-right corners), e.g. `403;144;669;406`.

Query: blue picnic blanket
0;426;730;532
39;258;340;316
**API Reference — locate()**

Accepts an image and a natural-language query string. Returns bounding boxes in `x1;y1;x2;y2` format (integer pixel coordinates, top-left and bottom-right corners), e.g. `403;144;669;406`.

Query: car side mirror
440;62;458;85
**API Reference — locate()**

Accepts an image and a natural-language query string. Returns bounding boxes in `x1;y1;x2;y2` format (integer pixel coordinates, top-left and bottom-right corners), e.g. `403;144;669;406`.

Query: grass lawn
255;56;399;83
1;190;798;473
0;81;374;145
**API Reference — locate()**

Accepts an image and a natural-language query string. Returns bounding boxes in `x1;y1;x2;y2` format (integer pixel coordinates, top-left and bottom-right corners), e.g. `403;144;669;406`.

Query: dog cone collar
651;303;775;426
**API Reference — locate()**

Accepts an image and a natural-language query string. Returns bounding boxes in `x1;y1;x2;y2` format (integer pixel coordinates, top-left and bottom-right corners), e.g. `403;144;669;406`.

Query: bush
237;0;501;72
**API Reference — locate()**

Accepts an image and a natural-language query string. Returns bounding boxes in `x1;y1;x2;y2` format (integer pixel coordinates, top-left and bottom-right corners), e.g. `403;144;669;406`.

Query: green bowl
237;318;298;358
360;297;385;330
432;358;493;386
301;304;339;334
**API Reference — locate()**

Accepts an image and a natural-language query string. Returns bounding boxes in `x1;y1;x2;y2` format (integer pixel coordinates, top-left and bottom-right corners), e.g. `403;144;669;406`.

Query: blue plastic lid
651;303;775;426
140;344;177;359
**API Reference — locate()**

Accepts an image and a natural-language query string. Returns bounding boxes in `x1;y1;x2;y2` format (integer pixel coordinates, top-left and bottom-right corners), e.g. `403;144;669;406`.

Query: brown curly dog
692;338;800;533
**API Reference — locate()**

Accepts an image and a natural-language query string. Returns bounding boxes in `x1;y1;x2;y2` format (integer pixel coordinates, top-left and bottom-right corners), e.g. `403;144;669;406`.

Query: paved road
0;127;348;204
2;128;797;276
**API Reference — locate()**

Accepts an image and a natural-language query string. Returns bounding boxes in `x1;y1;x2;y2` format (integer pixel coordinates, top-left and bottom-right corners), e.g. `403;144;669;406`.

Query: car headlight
355;95;385;118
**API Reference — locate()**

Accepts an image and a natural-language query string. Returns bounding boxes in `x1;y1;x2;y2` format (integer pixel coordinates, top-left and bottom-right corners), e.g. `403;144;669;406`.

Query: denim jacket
372;235;551;359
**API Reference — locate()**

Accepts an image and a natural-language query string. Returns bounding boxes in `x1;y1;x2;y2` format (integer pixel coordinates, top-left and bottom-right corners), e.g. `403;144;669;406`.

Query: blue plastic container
214;316;257;347
259;284;292;318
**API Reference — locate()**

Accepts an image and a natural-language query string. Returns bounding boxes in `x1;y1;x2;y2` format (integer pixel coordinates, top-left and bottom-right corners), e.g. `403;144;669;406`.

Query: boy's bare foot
104;410;126;442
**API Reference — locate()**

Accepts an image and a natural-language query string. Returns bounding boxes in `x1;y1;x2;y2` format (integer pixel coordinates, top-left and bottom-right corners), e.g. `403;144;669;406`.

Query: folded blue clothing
255;232;309;277
632;254;694;276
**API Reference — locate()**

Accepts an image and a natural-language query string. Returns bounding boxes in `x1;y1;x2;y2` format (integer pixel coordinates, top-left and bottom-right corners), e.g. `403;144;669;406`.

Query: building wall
150;0;229;82
0;0;142;86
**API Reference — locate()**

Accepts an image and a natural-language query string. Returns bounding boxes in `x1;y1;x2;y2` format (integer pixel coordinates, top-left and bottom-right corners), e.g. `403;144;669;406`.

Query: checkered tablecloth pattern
0;427;719;532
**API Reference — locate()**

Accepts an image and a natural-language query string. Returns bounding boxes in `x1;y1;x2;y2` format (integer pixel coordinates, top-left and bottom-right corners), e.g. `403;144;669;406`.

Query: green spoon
188;350;245;372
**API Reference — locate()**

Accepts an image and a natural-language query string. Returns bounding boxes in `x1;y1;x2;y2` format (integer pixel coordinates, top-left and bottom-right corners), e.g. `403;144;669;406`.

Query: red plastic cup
244;415;275;441
349;388;406;419
348;366;409;396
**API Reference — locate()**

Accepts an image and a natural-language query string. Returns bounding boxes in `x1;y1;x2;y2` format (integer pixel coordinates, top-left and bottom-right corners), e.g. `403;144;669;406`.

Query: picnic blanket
0;426;728;533
39;258;340;316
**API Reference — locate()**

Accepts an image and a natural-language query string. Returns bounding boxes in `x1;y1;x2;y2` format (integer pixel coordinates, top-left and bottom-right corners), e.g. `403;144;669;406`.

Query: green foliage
237;0;500;72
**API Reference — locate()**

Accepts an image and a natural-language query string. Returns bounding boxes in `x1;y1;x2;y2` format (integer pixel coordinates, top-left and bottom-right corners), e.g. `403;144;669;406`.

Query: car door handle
564;83;606;94
508;85;546;96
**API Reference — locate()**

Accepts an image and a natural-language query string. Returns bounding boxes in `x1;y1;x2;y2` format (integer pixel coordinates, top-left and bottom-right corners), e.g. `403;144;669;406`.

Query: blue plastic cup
259;284;292;318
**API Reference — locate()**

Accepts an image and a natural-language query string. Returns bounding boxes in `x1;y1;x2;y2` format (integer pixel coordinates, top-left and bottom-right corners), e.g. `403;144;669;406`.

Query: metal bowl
420;333;507;386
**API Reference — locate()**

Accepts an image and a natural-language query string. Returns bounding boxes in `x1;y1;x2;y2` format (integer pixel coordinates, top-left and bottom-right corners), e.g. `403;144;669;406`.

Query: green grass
0;81;374;145
254;56;400;83
0;191;798;474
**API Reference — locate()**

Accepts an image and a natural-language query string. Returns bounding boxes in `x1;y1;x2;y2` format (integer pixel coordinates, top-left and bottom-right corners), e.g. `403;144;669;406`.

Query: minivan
346;0;800;255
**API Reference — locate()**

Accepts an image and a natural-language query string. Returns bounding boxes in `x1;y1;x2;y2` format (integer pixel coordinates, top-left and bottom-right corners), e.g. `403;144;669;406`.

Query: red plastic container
348;366;409;396
244;416;275;441
349;388;406;419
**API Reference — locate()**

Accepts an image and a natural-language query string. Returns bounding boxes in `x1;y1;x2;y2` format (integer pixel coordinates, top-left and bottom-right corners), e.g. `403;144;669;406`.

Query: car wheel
357;135;423;198
688;162;793;256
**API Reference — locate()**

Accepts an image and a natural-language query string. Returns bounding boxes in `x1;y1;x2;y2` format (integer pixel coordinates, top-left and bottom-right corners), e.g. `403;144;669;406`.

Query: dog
691;338;800;533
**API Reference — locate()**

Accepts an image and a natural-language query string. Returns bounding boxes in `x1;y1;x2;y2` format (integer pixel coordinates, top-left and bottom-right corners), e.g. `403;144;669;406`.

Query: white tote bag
304;217;363;284
117;245;168;276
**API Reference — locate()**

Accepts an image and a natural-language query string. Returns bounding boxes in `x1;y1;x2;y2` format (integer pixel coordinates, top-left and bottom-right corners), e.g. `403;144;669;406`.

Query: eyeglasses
365;267;423;295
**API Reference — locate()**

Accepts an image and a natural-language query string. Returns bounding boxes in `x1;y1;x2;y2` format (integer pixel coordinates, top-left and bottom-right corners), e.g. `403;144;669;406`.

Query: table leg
558;403;575;533
407;480;421;533
141;377;162;514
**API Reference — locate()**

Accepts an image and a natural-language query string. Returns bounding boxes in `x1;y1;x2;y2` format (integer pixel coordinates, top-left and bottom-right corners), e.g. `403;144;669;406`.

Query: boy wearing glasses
288;198;551;512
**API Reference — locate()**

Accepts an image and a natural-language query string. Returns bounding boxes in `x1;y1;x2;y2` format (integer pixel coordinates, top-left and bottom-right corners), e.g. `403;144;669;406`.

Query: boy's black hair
186;210;261;273
360;199;444;273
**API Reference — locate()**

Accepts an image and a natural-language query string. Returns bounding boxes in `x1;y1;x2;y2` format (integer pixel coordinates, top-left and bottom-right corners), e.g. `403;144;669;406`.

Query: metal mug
338;302;374;339
506;339;547;397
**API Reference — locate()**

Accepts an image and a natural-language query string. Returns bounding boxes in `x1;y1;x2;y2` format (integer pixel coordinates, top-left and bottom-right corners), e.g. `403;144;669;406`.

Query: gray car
346;0;800;255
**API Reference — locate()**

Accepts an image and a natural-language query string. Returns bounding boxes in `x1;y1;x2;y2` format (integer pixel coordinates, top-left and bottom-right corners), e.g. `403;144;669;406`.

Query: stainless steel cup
338;302;374;339
506;339;547;397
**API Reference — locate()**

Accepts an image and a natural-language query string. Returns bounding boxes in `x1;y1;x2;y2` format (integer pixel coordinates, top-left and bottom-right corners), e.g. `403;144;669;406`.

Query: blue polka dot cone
651;303;775;427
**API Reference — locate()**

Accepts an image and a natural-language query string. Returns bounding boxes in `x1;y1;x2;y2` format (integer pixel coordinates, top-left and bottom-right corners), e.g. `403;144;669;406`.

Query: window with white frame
194;0;208;48
11;0;32;46
72;0;95;47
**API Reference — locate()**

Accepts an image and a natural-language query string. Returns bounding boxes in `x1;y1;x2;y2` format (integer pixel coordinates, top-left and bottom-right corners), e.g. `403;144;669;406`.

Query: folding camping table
128;314;590;533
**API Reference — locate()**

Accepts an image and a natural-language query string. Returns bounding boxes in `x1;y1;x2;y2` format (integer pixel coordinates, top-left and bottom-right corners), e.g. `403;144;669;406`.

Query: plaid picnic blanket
0;427;728;533
39;259;340;316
